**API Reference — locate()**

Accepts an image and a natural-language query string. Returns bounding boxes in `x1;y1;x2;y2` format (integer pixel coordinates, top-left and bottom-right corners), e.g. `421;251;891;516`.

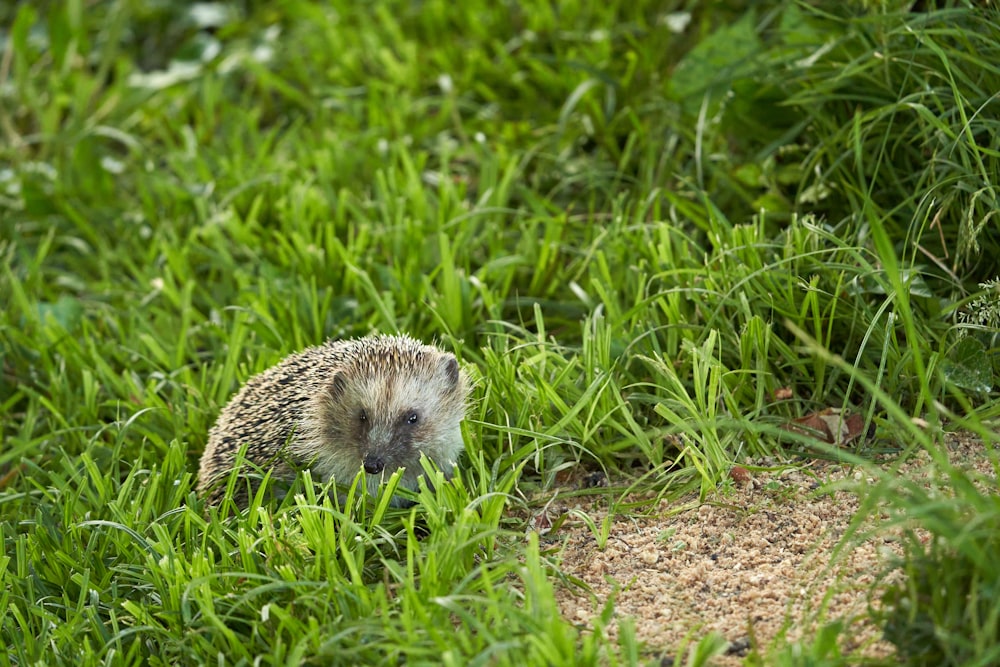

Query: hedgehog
197;334;470;508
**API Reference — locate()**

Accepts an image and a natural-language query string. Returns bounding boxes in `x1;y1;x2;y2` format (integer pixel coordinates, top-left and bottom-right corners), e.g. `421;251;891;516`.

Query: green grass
2;0;999;664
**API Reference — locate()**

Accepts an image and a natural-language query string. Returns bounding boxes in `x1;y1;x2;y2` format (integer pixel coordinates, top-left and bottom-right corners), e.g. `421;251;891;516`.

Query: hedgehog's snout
363;453;385;475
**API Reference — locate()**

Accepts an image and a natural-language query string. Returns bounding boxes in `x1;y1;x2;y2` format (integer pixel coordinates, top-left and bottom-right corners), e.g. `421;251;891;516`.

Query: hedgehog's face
317;349;469;492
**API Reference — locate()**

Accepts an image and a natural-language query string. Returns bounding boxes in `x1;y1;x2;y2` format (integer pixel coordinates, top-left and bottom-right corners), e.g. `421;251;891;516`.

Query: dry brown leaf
773;387;794;401
785;408;868;447
728;465;751;486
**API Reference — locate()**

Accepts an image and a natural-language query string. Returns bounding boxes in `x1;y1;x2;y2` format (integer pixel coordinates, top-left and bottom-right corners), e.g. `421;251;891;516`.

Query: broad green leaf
669;11;762;116
942;336;993;393
35;296;83;332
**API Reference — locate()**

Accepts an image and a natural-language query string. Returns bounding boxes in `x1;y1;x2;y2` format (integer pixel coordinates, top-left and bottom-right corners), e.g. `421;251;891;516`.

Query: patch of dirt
545;431;997;664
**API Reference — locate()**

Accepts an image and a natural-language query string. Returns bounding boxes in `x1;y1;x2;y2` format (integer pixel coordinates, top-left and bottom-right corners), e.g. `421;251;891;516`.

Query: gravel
546;430;997;664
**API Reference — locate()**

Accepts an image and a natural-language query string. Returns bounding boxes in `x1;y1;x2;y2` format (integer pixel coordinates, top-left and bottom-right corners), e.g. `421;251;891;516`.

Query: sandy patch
544;430;997;664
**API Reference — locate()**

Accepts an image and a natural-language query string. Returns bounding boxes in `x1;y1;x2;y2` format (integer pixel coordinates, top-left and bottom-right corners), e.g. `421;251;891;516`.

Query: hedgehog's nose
363;454;385;475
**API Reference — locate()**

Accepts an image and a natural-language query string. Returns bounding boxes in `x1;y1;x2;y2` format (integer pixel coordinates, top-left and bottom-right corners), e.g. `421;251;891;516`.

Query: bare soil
546;431;997;664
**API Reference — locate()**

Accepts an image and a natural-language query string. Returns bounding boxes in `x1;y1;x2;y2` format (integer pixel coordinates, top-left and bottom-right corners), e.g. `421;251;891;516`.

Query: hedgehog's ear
439;355;460;389
328;372;348;400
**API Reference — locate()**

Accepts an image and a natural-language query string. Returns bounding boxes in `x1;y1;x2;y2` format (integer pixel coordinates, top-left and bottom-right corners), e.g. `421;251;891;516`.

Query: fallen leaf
773;387;794;401
784;408;869;447
529;510;553;534
527;492;563;537
729;466;751;486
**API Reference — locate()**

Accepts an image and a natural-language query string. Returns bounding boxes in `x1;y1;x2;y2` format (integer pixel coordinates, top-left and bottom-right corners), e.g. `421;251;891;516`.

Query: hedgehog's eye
359;409;369;423
406;411;419;425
